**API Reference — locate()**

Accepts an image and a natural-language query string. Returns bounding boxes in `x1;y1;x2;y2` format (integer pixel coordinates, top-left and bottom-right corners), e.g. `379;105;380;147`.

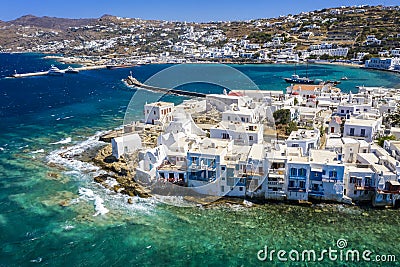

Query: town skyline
0;0;396;22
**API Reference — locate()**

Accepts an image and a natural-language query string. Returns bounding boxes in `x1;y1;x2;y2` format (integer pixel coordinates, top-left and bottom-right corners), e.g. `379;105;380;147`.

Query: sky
0;0;397;22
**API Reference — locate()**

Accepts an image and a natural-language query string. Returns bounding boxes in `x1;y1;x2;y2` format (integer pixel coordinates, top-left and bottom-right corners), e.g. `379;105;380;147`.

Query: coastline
52;129;399;209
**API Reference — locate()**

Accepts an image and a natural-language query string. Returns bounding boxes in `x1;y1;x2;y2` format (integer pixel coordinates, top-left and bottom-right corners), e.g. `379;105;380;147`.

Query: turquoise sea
1;53;400;266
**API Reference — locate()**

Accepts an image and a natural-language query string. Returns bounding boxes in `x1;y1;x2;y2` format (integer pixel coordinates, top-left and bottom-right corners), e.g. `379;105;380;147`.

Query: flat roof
345;118;376;127
248;144;265;160
145;101;174;107
309;149;338;163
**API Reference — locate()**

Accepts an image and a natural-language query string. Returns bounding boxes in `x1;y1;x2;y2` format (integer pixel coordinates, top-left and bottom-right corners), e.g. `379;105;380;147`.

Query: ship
47;65;63;76
284;74;315;84
284;63;315;84
65;66;79;74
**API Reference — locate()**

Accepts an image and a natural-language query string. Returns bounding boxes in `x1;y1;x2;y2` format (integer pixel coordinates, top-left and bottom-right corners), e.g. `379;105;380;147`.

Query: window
291;144;299;147
365;177;372;187
169;173;174;179
299;181;305;189
360;129;366;137
239;187;243;191
329;171;337;179
249;136;253;141
290;168;297;176
289;181;295;187
221;166;226;171
221;186;224;192
349;128;355;136
350;176;356;183
298;168;307;177
222;133;230;139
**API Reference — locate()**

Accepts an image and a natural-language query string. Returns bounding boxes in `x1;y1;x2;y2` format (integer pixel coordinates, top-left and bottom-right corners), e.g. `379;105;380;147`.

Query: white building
144;101;174;125
111;133;142;159
343;117;382;142
365;57;400;70
210;121;263;145
286;129;320;156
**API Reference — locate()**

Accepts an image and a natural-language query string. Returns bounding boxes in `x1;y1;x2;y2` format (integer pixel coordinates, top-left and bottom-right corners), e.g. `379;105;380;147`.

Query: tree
273;109;291;125
377;135;396;147
286;121;298;135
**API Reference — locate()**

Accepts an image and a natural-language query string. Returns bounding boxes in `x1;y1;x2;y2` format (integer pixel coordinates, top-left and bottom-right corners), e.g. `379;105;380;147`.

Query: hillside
0;5;399;59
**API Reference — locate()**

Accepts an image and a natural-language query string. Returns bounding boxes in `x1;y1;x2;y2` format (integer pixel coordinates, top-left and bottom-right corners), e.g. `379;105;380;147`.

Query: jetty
9;65;107;78
125;75;206;98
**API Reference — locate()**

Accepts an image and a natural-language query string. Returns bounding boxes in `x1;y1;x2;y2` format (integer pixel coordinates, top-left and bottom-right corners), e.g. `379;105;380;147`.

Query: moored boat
284;74;315;84
47;65;63;76
65;66;79;74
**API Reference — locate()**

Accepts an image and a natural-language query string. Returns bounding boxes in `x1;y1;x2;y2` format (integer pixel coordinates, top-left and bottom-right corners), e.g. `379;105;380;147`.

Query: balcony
188;163;216;171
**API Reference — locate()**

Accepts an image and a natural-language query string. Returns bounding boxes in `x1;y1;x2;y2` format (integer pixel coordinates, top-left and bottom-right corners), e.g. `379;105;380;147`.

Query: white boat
341;76;348;80
65;66;79;74
47;65;63;76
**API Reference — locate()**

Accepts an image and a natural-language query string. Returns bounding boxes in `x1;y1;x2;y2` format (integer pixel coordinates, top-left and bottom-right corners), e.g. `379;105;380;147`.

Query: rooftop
287;129;319;141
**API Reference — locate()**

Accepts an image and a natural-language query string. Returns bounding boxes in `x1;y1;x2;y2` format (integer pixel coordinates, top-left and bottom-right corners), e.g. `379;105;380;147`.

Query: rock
94;174;108;184
127;198;133;204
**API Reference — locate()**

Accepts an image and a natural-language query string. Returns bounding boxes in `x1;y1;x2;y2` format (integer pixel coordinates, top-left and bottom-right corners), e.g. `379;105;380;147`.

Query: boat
284;74;315;84
106;64;136;69
47;65;63;76
65;66;79;74
341;76;348;80
323;80;341;85
284;63;315;84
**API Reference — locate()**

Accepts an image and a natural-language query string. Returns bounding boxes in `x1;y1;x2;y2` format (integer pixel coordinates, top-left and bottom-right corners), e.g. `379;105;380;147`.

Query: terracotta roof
292;84;323;91
228;91;244;96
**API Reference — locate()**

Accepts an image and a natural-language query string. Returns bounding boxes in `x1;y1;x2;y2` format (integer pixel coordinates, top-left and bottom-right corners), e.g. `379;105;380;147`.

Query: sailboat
284;63;315;84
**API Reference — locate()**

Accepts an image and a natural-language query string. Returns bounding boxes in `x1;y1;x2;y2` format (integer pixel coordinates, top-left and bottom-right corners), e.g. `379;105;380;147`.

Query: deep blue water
1;53;400;266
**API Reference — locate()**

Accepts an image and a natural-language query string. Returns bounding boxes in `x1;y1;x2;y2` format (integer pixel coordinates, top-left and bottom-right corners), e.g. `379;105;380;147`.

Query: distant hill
7;15;98;30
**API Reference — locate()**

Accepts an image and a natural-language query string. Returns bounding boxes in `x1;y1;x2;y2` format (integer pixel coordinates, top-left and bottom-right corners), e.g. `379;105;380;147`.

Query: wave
31;149;45;154
47;131;159;214
50;137;72;145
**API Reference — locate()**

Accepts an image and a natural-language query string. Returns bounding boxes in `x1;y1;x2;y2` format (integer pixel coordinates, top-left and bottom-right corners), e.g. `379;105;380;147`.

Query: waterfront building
287;157;310;201
365;57;400;70
111;133;142;159
144;101;174;125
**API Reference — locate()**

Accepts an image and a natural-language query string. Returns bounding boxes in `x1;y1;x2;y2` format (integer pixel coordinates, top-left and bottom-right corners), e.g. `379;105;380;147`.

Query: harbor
125;74;207;97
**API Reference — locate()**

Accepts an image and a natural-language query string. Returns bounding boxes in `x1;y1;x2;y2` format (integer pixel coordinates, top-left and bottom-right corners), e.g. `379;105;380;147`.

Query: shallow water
1;53;400;266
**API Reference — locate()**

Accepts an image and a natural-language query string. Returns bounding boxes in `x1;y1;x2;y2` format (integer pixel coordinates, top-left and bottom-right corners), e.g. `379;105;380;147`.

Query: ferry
47;65;63;76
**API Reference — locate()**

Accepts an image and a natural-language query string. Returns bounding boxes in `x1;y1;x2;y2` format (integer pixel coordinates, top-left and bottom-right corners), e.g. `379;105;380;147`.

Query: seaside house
186;138;233;196
264;144;292;200
286;156;310;201
111;133;142;159
309;150;347;202
144;101;174;125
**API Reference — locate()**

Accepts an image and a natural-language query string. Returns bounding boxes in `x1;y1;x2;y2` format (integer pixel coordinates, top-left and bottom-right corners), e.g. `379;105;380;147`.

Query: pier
125;75;206;98
9;65;107;78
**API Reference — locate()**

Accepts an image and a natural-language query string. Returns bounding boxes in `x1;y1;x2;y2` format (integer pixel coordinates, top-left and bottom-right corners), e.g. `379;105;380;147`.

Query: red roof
292;91;299;95
310;94;316;98
228;91;244;96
